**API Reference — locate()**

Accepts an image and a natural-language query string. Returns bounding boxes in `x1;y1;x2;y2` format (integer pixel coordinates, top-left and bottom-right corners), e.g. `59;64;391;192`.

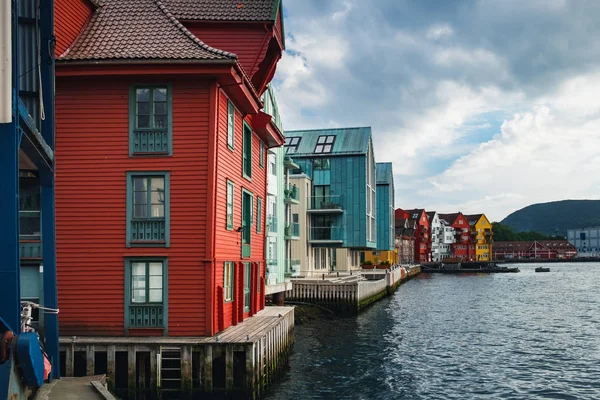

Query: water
265;263;600;400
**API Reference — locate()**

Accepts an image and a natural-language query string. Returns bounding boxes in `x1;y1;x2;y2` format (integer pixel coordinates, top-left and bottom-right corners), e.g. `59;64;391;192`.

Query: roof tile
162;0;278;21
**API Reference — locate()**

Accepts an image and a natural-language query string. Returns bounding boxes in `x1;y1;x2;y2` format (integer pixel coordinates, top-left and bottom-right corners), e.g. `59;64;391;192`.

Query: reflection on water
265;263;600;400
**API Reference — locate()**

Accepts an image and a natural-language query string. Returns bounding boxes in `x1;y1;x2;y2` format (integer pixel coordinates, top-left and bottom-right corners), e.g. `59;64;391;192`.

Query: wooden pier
59;306;294;399
287;266;421;313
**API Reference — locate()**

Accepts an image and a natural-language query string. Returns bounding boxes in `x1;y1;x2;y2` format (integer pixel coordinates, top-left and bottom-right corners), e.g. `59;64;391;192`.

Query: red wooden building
396;208;430;263
438;213;472;261
54;0;285;338
493;241;577;260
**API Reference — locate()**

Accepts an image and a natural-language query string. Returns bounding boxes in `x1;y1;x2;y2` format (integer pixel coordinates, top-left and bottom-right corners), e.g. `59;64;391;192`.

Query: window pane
132;289;146;303
151;178;164;191
134;177;147;191
132;263;146;276
137;102;150;115
151;205;164;218
317;136;326;144
133;276;146;290
326;136;335;144
149;276;162;290
136;89;150;102
154;102;167;116
153;88;167;102
151;191;165;205
134;190;147;205
154;115;167;129
134;204;147;218
149;289;162;303
324;144;332;152
137;115;150;128
149;263;162;276
315;145;323;153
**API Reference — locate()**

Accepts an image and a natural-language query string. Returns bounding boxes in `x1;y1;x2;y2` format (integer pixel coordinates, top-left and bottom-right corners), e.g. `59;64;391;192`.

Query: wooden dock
59;306;294;399
287;266;421;313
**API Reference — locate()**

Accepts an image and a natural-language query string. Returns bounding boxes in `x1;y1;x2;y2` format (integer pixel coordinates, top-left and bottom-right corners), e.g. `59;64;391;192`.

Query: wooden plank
65;344;74;377
107;345;115;390
181;345;192;391
203;345;212;392
225;345;234;391
150;347;157;391
128;346;136;393
86;345;95;376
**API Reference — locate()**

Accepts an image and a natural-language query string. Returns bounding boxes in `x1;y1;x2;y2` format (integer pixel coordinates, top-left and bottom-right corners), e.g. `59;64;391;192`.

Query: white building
439;218;455;260
427;212;442;262
567;227;600;257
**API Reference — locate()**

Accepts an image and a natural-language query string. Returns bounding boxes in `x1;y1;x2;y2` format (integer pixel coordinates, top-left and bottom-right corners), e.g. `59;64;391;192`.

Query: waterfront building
426;211;442;262
363;163;397;265
438;213;471;261
397;208;430;263
285;127;376;274
288;164;315;276
439;217;455;260
567;227;600;257
464;214;493;261
395;218;416;264
493;240;577;260
263;86;293;302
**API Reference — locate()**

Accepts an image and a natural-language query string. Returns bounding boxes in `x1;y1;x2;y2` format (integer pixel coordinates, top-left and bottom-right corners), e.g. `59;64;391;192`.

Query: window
226;180;234;230
244;262;251;312
314;135;335;153
260;141;265;168
130;86;171;155
227;100;235;150
313;158;330;170
284;137;301;153
257;197;262;233
127;173;170;247
19;172;40;239
268;153;277;175
242;190;253;257
125;259;168;332
224;262;234;302
243;122;252;178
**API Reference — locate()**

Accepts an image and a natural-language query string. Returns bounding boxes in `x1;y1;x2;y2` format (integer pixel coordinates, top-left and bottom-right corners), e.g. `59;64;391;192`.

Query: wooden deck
59;306;294;399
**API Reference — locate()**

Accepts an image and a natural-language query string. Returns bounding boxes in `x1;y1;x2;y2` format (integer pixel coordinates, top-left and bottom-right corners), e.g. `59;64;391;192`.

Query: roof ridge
154;0;237;60
287;126;372;133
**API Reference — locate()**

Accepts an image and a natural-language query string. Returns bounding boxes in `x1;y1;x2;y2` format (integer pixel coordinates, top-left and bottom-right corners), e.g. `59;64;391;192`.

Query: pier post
150;348;157;392
245;344;255;396
65;345;74;377
86;345;95;376
181;345;192;392
225;345;234;391
203;346;213;393
107;345;116;390
128;346;136;395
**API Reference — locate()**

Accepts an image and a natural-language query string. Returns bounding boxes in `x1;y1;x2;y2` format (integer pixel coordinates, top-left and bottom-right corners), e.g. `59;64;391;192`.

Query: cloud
275;0;600;220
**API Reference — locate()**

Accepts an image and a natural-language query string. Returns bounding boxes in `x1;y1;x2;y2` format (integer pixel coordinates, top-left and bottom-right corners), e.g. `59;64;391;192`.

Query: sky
272;0;600;222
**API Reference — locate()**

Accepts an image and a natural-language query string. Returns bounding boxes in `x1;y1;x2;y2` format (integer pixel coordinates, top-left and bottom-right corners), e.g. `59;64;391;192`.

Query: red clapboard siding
54;0;93;57
186;23;270;79
55;77;211;337
213;89;266;330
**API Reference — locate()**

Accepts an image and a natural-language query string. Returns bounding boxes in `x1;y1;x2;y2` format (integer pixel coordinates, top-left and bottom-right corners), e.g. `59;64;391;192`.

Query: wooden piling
107;345;115;391
86;345;95;376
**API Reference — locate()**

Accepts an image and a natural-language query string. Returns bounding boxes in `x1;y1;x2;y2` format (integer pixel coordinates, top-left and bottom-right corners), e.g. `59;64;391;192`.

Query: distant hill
500;200;600;236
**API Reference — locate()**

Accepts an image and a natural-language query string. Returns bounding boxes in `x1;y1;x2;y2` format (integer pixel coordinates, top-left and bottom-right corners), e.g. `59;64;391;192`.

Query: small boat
535;267;550;273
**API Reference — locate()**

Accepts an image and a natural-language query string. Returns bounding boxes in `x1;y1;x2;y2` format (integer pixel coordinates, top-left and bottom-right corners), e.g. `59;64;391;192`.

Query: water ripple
265;263;600;400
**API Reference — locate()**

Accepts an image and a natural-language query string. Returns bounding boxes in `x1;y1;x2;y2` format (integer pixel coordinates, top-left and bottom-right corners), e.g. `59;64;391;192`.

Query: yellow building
362;250;398;266
464;214;493;261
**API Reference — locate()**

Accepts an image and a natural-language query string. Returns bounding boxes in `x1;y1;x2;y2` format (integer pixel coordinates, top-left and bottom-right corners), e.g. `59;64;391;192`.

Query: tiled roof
376;162;393;184
286;127;372;156
162;0;279;21
464;214;483;226
60;0;237;61
426;211;436;221
438;213;460;225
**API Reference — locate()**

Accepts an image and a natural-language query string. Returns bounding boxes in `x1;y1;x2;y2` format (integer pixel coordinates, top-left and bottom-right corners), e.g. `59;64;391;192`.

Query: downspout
206;82;219;336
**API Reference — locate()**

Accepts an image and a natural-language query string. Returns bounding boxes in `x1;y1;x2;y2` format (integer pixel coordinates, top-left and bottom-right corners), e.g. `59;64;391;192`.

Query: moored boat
535;267;550;272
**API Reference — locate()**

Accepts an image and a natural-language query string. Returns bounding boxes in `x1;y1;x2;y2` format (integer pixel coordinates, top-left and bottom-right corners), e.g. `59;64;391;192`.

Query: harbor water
265;263;600;399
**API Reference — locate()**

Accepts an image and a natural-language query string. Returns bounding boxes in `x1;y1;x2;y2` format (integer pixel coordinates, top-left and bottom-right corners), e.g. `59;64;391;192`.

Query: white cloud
426;24;454;40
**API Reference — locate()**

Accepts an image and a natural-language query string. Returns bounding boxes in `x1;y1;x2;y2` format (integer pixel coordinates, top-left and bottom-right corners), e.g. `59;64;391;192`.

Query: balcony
131;219;166;242
132;130;169;155
284;185;300;204
267;258;278;266
308;195;343;213
285;259;300;276
309;226;343;244
267;216;277;234
285;222;300;240
284;155;300;170
20;241;42;259
129;304;164;328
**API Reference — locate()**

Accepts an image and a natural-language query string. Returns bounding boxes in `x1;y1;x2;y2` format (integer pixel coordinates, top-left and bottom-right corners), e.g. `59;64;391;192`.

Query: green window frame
126;172;170;247
241;189;253;257
226;180;234;230
124;258;168;335
243;262;251;312
224;261;234;302
257;197;262;233
243;122;252;179
129;85;172;156
259;141;265;168
227;100;235;151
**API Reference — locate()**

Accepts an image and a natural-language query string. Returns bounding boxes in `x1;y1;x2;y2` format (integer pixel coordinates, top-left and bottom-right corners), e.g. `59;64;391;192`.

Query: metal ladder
159;347;182;392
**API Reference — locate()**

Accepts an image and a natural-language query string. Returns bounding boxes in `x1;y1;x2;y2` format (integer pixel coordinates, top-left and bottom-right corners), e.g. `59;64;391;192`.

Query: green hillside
500;200;600;236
